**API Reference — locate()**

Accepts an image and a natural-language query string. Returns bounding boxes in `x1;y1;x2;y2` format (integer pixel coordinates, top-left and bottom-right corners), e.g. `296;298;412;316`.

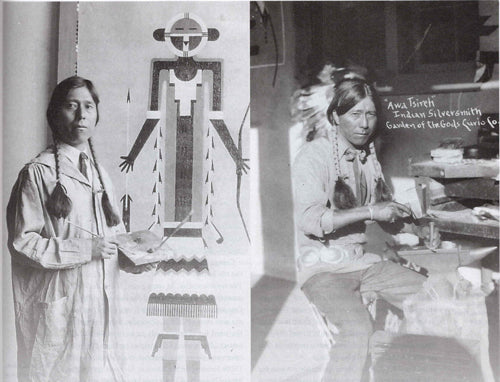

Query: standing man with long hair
7;76;150;381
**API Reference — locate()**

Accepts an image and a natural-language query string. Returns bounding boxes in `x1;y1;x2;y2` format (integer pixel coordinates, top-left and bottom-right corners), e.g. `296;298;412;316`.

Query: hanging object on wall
74;2;80;75
475;6;498;83
250;1;285;87
236;104;251;241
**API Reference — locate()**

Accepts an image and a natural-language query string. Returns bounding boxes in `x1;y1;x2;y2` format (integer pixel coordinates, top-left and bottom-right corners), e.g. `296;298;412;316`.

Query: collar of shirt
337;133;369;163
58;143;92;167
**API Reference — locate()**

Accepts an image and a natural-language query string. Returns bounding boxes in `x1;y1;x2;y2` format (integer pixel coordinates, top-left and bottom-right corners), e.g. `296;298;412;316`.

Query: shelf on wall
427;208;499;239
410;159;499;178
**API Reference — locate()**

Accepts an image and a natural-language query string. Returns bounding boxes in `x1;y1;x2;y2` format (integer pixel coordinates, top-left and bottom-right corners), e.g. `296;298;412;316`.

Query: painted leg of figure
184;318;202;382
302;272;373;382
162;317;181;382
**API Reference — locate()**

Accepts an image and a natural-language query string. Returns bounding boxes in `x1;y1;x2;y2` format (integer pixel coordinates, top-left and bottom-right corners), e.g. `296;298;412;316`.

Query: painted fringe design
88;138;121;226
47;141;73;219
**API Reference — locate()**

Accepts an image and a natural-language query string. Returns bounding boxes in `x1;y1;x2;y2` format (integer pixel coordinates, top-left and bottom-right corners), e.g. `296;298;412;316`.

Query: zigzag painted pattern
157;258;209;272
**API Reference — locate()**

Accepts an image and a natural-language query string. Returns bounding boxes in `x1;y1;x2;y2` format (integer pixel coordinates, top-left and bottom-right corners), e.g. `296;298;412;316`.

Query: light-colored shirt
7;145;127;381
58;142;93;182
292;132;382;285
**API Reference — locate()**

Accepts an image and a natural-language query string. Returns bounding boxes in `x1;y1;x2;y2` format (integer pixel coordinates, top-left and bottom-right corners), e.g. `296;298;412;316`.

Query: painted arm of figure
6;166;94;269
120;60;178;173
119;113;160;173
209;116;250;175
202;61;249;175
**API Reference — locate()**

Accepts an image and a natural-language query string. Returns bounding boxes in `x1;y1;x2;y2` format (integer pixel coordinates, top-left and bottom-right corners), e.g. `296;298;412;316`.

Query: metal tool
385;241;430;278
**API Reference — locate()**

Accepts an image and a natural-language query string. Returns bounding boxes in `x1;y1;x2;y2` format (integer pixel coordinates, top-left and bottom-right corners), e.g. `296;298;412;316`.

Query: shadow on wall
258;125;296;280
3;3;61;380
251;275;296;370
251;2;297;281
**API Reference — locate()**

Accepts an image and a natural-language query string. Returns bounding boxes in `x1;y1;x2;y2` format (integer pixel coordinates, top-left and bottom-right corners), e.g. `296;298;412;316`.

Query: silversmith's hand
382;244;401;262
413;224;441;249
372;201;412;223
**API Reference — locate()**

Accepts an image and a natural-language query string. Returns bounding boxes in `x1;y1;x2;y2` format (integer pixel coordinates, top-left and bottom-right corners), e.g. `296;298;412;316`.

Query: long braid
88;138;121;226
46;138;73;218
331;128;358;210
369;141;393;202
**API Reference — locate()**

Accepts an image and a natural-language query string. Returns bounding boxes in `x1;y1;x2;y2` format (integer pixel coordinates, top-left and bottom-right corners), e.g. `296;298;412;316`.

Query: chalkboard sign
377;91;499;177
382;94;487;132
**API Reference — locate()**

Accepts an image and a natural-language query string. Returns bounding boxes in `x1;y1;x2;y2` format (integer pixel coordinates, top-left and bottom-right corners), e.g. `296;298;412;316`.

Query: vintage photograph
2;1;500;382
250;1;499;381
3;2;250;381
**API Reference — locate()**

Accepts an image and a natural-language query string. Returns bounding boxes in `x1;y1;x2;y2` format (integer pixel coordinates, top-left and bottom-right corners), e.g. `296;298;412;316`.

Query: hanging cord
236;104;251;242
74;2;80;75
331;129;357;210
254;2;279;87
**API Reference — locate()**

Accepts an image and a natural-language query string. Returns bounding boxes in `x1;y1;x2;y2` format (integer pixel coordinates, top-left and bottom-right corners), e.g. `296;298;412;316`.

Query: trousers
302;261;425;382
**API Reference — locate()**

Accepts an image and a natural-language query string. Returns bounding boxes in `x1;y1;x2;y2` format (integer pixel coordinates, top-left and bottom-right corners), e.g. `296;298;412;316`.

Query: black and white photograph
2;1;500;382
3;2;250;381
250;1;499;381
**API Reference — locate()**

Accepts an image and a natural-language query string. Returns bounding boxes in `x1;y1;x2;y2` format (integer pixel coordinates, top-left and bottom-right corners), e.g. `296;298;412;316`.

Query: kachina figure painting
3;2;250;382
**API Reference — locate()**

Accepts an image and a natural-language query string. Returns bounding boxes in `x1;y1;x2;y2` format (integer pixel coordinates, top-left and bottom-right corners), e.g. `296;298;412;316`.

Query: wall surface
2;3;60;380
379;88;499;177
251;2;297;281
71;2;250;380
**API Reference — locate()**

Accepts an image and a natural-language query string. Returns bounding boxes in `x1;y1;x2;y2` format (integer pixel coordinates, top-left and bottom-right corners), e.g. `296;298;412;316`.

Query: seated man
292;74;436;382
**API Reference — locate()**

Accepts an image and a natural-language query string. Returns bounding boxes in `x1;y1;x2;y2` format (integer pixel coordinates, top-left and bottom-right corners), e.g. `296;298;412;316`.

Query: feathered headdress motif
290;64;366;142
291;64;393;209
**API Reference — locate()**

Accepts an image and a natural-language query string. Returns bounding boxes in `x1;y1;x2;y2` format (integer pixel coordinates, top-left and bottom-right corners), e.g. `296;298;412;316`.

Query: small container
298;250;320;268
320;247;346;264
440;241;457;250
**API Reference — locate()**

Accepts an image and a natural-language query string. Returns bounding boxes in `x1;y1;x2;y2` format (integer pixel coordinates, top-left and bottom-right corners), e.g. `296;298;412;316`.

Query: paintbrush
147;210;193;253
66;220;99;237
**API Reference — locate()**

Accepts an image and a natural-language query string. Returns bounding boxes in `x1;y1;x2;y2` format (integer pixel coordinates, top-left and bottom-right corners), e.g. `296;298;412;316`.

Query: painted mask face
336;97;377;148
53;87;97;149
169;17;204;56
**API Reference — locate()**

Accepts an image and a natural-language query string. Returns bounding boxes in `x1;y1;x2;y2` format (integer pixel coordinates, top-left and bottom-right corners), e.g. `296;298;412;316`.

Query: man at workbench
292;71;440;382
